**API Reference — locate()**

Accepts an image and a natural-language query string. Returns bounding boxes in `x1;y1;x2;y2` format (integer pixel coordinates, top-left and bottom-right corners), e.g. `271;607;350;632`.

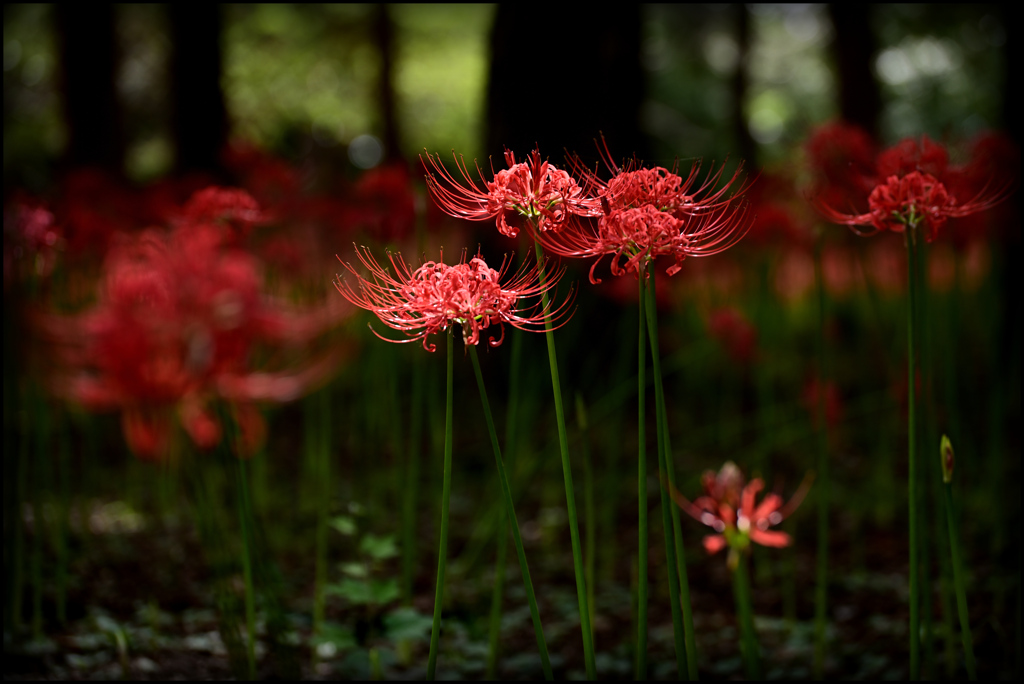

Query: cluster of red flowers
422;141;751;282
808;124;1014;243
36;187;347;460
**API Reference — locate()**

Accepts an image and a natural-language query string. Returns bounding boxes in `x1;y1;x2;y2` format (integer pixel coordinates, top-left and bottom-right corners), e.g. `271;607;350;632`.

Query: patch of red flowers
37;187;346;460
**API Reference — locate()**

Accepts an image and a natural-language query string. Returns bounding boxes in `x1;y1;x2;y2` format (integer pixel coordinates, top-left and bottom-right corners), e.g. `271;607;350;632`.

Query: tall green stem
575;395;596;644
732;555;762;680
313;387;331;647
237;452;257;679
813;238;830;678
470;345;553;679
488;330;523;678
636;265;649;680
906;227;921;680
533;241;596;679
426;331;454;680
643;270;688;679
942;473;976;678
403;356;424;604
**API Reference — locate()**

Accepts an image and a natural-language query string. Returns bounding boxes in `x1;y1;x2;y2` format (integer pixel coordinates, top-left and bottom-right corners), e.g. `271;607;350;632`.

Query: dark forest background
4;5;1016;188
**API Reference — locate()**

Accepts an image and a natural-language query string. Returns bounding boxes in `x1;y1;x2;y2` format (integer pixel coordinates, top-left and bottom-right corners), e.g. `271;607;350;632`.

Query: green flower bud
940;434;954;484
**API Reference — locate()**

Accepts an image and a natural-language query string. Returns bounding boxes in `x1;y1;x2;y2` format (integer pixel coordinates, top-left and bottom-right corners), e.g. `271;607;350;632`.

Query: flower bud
940;434;954;483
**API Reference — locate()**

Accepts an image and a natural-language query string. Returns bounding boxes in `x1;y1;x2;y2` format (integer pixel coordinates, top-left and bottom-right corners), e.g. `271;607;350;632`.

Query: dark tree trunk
55;4;123;174
486;5;644;168
732;5;756;168
169;5;227;177
374;5;402;163
828;4;881;138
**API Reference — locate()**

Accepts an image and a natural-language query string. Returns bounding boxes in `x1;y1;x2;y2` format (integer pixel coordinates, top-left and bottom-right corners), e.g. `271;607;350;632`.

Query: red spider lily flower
4;197;63;287
179;186;269;240
335;246;573;351
537;139;751;281
538;197;749;283
669;461;812;567
816;170;998;243
569;136;749;219
36;196;347;460
805;121;878;211
347;163;418;242
421;148;600;238
812;133;1011;243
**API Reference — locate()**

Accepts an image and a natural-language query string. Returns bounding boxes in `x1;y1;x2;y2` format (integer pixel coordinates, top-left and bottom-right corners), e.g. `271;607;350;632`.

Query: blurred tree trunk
374;5;402;163
828;5;881;138
56;4;123;174
732;5;756;168
169;5;227;176
486;5;644;167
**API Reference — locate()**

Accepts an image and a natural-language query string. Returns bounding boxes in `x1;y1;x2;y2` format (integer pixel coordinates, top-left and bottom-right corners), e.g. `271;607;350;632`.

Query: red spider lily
335;246;573;351
537;140;751;281
421;148;600;238
36;196;347;460
4;197;63;287
178;186;269;241
346;163;418;243
669;461;812;565
805;121;878;212
811;132;1011;243
568;136;749;218
538;197;749;283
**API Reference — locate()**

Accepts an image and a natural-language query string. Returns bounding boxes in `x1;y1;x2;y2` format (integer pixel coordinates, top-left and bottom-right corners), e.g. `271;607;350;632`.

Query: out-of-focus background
4;5;1015;186
3;5;1019;681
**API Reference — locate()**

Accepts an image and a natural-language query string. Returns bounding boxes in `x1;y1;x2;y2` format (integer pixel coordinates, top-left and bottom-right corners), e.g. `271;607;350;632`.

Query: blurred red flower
670;461;811;565
37;187;347;460
707;307;757;364
809;126;1012;243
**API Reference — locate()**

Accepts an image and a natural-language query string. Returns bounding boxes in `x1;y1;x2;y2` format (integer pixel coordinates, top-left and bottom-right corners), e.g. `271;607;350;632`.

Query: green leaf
330;516;357;536
383;607;433;643
369;579;400;605
326;578;373;604
339;561;368;578
360;533;398;561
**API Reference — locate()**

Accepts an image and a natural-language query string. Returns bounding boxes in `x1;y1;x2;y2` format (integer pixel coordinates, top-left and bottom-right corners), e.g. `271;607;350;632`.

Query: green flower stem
236;450;257;679
644;270;699;678
574;394;596;643
426;331;454;680
487;329;524;678
732;555;762;680
486;504;509;680
636;266;649;681
906;225;921;680
533;240;596;680
313;388;331;647
470;345;553;680
403;355;425;605
813;238;830;678
56;409;71;626
916;237;936;679
943;478;976;678
31;392;49;640
643;270;687;679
